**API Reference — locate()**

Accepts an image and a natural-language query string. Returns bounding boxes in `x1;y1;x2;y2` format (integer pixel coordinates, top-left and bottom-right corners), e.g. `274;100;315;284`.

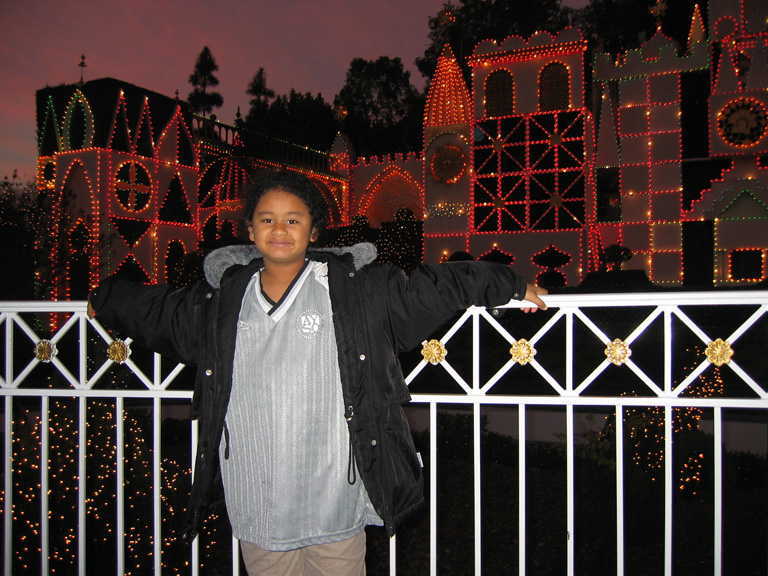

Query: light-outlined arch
67;218;92;300
485;69;515;118
201;213;218;245
539;62;571;112
58;161;98;298
165;238;186;286
310;177;343;226
358;166;424;228
62;90;95;151
39;96;61;156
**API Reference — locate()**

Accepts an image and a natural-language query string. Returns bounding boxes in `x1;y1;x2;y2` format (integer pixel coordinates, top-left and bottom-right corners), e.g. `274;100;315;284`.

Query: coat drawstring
223;421;230;460
347;438;357;485
345;405;356;485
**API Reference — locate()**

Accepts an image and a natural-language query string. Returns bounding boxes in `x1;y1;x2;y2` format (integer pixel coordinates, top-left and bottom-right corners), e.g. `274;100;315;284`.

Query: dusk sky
0;0;584;182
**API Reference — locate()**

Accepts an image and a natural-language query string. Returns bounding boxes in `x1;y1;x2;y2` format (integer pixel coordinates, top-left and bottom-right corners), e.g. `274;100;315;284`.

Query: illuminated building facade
422;29;591;287
35;79;347;295
35;0;768;292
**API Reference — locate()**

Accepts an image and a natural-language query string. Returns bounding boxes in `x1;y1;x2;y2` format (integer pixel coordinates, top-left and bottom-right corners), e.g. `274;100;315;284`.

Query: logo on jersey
296;309;323;338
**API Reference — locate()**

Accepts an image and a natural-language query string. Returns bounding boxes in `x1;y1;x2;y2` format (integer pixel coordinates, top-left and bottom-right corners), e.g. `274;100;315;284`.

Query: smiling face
247;188;318;271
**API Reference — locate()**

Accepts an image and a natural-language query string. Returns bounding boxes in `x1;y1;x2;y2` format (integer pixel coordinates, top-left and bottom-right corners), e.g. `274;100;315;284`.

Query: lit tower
687;0;768;286
464;27;591;285
592;12;710;285
423;44;474;262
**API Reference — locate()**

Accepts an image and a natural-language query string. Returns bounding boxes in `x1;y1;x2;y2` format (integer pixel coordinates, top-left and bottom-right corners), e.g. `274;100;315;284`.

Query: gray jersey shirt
220;261;381;551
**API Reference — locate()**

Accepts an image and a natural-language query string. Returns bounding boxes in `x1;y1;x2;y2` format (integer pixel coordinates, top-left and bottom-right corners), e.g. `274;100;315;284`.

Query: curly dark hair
243;170;328;235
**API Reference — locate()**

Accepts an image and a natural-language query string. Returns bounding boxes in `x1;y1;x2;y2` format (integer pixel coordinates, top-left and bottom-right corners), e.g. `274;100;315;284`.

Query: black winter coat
89;243;528;542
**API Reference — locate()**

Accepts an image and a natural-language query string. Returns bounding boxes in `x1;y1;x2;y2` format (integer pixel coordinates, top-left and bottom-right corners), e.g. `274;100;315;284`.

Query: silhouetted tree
242;66;338;151
334;56;424;156
574;0;705;57
417;0;573;85
603;243;632;271
188;46;223;117
261;90;338;150
244;67;276;127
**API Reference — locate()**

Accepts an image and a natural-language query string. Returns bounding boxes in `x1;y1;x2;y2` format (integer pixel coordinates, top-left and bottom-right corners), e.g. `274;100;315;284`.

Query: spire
713;45;742;94
687;4;706;54
78;54;87;86
595;86;620;168
425;44;471;127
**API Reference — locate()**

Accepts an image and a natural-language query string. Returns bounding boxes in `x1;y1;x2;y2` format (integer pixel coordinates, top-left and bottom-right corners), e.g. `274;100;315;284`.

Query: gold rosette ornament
705;338;733;367
605;338;631;366
510;339;536;365
34;339;57;363
421;339;447;365
107;340;131;364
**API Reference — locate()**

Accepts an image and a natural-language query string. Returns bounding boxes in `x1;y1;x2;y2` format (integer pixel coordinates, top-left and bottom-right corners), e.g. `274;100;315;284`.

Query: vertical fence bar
389;533;397;576
78;397;87;576
153;397;162;575
565;311;573;392
4;310;13;575
519;404;526;576
472;308;482;574
5;313;13;387
566;404;575;574
430;401;438;576
714;407;722;576
41;397;50;575
233;537;240;575
616;404;625;576
474;403;482;575
4;396;13;576
664;405;673;575
80;313;88;387
191;418;199;576
664;309;673;394
116;396;125;576
429;402;437;576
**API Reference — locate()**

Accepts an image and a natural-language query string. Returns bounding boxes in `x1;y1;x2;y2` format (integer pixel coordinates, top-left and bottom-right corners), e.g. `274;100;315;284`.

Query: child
88;170;546;575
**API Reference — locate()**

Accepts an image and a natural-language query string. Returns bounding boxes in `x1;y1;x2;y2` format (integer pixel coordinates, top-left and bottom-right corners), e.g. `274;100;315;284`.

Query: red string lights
32;1;768;291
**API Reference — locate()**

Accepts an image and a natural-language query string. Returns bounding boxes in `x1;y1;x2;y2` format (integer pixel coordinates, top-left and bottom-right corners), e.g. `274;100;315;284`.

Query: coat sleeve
89;276;206;366
382;260;528;353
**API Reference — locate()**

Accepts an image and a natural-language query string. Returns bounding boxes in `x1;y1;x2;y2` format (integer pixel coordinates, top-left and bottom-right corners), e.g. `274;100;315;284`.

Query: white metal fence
1;293;767;575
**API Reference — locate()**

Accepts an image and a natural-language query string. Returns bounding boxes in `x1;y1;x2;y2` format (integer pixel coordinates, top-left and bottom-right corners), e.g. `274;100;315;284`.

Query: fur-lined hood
203;242;378;289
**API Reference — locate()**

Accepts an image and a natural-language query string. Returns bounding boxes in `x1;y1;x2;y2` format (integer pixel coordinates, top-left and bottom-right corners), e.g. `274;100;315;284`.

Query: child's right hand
521;284;548;313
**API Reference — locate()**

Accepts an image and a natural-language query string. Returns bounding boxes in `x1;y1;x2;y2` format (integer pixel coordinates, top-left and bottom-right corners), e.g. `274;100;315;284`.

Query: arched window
165;239;186;287
539;63;570;112
63;91;94;151
68;220;91;300
485;70;515;118
202;214;218;245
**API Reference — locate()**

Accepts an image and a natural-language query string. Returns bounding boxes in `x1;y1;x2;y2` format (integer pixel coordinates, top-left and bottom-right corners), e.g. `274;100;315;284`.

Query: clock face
430;144;467;184
717;97;768;148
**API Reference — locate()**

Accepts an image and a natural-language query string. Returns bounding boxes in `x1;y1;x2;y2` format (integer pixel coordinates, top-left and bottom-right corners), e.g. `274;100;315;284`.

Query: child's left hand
521;284;548;313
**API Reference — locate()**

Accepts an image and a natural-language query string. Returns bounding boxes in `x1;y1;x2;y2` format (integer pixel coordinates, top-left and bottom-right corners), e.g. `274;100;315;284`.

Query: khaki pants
240;530;367;576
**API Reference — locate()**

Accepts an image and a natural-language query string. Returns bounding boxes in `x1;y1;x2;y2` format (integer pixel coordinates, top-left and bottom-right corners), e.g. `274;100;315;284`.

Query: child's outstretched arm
87;277;205;366
521;283;548;313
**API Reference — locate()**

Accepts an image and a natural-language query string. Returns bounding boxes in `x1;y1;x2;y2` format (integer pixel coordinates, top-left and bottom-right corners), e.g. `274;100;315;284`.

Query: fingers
523;284;548;312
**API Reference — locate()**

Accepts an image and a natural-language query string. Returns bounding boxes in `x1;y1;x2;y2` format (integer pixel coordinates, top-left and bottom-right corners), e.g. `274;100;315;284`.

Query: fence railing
1;292;767;575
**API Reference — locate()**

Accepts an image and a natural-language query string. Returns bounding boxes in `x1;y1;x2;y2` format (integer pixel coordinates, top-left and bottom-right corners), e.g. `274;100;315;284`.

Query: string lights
30;2;768;294
10;399;228;573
